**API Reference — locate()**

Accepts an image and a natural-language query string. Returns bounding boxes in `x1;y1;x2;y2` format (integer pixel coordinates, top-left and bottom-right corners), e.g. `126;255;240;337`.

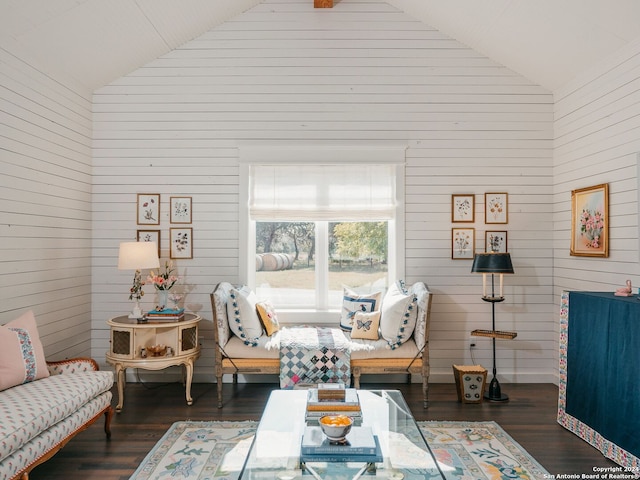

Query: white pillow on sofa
340;288;382;331
380;280;418;349
227;286;264;347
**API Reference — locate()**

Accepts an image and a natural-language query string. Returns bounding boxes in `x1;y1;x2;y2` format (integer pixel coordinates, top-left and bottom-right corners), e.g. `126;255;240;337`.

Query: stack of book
145;308;185;322
300;425;382;463
305;387;362;422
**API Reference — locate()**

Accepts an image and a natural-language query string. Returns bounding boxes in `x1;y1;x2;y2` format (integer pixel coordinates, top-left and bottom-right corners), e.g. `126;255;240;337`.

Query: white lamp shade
118;242;160;270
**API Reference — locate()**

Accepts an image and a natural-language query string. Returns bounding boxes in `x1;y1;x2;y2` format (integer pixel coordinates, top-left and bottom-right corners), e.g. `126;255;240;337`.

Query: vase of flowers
147;261;179;310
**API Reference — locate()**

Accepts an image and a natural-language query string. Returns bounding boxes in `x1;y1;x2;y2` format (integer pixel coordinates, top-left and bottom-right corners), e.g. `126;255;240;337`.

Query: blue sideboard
558;291;640;469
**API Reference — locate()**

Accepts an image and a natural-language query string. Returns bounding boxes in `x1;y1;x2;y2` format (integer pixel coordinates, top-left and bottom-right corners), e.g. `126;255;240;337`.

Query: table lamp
118;241;160;318
471;252;515;401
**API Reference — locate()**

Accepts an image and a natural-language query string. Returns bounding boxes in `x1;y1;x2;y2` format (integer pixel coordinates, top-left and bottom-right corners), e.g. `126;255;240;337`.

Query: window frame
239;144;406;320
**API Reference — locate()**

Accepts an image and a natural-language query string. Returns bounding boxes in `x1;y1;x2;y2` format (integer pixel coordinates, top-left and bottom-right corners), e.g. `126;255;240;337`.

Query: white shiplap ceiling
1;0;640;93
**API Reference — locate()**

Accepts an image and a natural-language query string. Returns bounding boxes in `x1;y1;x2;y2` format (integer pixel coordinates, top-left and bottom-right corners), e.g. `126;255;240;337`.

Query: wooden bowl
147;344;167;357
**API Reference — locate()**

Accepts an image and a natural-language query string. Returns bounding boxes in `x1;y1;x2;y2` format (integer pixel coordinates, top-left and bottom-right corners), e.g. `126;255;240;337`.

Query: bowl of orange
318;414;353;442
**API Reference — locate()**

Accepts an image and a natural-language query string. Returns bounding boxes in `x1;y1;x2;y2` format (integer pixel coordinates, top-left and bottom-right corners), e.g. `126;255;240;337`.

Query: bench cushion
0;370;113;463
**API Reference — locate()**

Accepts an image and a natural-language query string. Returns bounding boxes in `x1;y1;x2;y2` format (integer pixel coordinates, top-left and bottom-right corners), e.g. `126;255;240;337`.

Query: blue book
147;308;185;316
300;426;382;462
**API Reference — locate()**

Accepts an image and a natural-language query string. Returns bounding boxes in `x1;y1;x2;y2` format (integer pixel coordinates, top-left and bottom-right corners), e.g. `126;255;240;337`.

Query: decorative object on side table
118;241;160;319
147;260;180;309
471;252;516;402
614;279;633;297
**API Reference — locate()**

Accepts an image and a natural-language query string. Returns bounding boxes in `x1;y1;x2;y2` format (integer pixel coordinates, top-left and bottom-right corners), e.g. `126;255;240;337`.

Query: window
239;145;405;315
255;221;388;309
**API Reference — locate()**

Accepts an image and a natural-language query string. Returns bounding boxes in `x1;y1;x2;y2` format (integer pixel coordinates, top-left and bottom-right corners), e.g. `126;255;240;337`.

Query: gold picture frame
486;230;507;253
571;183;609;257
170;196;192;224
485;192;508;224
452;228;475;259
170;227;193;259
137;193;160;225
451;194;475;222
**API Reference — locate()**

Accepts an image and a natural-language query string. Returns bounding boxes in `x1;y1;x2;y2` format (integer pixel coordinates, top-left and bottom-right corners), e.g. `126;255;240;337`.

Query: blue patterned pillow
340;288;382;331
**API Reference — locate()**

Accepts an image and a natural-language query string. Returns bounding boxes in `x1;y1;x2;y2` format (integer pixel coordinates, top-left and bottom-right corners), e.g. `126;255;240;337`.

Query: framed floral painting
485;192;508;224
170;227;193;259
137;229;161;257
486;230;507;253
452;228;475;259
451;194;475;222
571;183;608;257
137;193;160;225
170;196;192;224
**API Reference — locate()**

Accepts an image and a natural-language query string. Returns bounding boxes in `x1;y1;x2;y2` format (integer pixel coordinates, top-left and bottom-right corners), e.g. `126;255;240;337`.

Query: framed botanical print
137;230;161;257
486;230;507;253
170;196;192;224
451;194;475;222
452;228;475;259
485;192;508;224
137;193;160;225
571;183;609;257
170;227;193;259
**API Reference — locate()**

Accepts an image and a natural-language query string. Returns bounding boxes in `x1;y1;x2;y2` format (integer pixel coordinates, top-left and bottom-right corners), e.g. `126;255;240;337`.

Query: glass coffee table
239;389;445;479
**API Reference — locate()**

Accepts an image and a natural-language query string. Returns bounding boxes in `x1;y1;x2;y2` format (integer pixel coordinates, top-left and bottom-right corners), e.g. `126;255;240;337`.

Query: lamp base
128;301;144;319
484;377;509;402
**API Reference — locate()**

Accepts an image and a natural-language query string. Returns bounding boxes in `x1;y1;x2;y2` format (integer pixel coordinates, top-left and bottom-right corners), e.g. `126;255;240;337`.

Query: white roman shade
249;164;397;221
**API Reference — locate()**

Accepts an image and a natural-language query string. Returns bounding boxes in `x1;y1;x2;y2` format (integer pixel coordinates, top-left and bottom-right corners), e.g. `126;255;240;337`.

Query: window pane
328;222;388;308
255;222;316;308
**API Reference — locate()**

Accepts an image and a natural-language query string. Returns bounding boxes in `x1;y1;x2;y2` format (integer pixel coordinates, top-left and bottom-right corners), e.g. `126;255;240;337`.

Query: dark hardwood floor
31;381;618;479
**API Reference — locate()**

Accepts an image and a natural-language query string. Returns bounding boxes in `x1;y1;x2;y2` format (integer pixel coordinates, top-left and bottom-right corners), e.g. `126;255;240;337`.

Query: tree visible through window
255;221;388;309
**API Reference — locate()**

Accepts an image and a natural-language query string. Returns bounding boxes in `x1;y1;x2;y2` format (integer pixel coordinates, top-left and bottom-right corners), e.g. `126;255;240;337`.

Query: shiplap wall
0;47;93;359
92;0;555;383
553;41;640;311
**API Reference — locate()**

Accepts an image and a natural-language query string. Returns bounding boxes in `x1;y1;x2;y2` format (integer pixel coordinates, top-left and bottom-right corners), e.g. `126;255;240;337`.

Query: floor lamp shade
471;253;514;299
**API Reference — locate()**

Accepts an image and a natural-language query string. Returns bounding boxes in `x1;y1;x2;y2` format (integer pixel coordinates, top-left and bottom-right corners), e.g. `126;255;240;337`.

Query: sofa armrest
47;357;100;375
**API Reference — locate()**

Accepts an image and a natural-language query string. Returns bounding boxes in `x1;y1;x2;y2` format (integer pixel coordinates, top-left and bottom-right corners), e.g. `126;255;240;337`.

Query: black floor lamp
471;252;515;402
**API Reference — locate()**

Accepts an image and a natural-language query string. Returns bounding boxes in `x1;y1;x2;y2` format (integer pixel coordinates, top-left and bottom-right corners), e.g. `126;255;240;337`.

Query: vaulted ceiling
2;0;640;93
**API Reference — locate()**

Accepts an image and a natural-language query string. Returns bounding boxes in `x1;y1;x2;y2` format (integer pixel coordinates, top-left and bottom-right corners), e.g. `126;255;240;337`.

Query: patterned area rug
129;420;549;479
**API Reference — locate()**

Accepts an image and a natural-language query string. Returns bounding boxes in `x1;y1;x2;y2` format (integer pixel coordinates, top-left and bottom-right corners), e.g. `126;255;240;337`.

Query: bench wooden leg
422;378;429;409
352;367;361;389
216;374;224;408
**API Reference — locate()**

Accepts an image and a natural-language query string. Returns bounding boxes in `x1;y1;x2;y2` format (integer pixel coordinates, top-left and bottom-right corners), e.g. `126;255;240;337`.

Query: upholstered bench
210;281;433;409
0;311;114;480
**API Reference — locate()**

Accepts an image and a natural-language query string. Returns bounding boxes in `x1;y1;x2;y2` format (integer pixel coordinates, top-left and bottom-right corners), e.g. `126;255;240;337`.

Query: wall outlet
469;332;476;348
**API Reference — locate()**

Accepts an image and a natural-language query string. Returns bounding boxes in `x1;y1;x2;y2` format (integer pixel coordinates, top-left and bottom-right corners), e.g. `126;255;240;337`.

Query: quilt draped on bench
278;327;351;388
